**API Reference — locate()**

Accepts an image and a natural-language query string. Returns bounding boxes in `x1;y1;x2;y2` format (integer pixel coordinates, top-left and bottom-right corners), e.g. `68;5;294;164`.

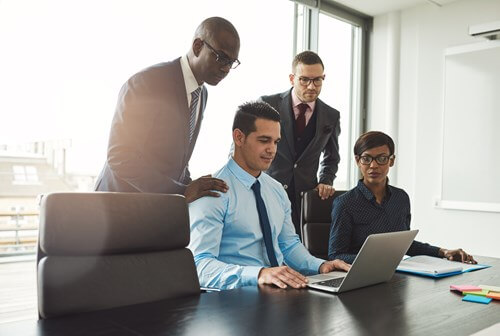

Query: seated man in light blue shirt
188;101;350;290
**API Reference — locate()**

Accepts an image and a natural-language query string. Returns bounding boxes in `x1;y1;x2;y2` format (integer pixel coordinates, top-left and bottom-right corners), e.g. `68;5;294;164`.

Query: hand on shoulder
185;175;228;203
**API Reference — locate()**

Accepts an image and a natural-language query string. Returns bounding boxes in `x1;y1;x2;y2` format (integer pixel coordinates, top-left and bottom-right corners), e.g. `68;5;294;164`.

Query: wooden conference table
1;256;499;336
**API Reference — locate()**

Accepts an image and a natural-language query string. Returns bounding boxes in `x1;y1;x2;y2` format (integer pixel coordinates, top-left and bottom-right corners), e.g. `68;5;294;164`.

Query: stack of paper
450;284;500;304
480;285;500;292
480;285;500;301
396;255;490;278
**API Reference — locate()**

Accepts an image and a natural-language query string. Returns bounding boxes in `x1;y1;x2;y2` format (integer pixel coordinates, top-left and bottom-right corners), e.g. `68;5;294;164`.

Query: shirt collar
356;179;393;202
357;179;375;201
227;157;261;190
180;55;201;96
291;88;316;112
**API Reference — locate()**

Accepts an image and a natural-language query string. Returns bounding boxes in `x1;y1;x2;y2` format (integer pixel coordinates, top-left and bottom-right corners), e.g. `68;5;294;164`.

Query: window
293;2;369;189
189;1;295;177
1;0;295;182
12;165;40;185
317;13;355;190
9;206;26;225
1;1;367;188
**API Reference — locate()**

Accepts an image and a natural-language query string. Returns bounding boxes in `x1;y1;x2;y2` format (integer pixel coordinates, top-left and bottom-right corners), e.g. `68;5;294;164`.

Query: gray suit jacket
95;58;207;194
260;89;340;197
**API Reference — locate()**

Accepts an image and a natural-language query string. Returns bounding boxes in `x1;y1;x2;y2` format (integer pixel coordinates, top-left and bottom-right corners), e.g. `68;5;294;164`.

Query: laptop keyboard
316;277;344;288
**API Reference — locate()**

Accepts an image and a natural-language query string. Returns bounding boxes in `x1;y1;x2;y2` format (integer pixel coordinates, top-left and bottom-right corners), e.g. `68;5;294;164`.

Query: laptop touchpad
308;271;346;281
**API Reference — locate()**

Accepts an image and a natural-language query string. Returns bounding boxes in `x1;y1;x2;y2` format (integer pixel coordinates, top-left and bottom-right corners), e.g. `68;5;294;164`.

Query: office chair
300;189;346;260
37;192;200;319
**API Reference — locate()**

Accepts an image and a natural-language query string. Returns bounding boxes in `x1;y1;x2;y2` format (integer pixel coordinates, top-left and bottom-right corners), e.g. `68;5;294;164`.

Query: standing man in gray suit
260;51;340;238
95;17;240;203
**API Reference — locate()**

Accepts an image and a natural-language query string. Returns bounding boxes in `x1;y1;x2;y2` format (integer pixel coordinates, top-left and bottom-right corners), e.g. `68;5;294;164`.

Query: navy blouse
328;180;440;263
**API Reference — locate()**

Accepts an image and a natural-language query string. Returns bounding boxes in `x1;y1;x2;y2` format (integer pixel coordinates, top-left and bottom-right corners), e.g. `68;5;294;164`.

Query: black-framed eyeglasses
357;154;394;165
203;41;241;69
296;76;325;87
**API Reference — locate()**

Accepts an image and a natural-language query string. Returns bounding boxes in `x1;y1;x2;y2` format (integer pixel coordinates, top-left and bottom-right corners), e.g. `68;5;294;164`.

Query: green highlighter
462;289;489;296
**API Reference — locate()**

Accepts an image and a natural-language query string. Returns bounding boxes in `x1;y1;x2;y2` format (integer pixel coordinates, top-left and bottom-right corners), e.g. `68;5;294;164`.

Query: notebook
307;230;418;293
396;255;490;278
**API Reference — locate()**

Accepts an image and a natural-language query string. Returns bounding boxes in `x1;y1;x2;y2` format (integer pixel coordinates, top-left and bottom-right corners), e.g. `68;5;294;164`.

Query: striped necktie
189;87;201;143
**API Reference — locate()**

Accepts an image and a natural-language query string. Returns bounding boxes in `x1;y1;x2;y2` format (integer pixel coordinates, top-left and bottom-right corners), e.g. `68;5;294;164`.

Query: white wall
367;0;500;258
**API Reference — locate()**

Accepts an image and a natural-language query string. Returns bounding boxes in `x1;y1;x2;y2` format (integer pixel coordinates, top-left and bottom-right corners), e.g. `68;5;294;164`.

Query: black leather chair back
300;190;346;260
37;192;200;319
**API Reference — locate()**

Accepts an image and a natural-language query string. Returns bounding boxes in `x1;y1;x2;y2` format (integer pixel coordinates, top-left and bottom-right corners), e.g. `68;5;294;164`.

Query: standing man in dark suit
260;51;340;238
95;17;240;202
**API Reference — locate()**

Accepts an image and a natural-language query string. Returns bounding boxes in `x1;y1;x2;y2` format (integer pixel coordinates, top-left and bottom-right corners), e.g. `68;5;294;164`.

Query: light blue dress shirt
188;158;324;290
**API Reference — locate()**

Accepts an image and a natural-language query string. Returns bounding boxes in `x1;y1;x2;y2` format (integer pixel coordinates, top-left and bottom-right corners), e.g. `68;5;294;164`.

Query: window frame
292;0;371;188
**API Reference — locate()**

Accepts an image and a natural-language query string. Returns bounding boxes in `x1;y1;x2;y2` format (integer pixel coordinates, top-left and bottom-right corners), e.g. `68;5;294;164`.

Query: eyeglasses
203;41;241;69
357;154;394;165
296;76;325;87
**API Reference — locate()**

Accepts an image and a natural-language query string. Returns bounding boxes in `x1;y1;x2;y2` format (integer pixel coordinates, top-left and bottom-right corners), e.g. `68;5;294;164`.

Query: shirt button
283;184;288;190
294;164;298;168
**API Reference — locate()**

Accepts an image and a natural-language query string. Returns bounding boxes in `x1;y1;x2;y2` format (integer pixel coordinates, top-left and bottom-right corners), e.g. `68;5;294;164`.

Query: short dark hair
232;101;280;136
292;51;324;72
354;131;395;156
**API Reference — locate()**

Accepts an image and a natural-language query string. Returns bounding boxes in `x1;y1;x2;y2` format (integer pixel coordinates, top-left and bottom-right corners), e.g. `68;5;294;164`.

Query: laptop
307;230;418;293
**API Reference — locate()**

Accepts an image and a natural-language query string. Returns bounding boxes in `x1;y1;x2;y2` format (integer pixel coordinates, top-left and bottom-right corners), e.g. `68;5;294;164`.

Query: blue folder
396;263;490;278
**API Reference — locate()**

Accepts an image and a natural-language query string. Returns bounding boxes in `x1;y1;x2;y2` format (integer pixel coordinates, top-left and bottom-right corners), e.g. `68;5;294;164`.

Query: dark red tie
295;103;308;136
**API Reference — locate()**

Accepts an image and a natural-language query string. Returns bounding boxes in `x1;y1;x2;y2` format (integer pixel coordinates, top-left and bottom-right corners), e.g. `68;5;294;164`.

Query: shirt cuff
240;266;263;286
429;246;441;257
311;257;325;274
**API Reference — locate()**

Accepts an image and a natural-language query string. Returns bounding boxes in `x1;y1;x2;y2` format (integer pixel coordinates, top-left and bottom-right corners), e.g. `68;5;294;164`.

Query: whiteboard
439;40;500;212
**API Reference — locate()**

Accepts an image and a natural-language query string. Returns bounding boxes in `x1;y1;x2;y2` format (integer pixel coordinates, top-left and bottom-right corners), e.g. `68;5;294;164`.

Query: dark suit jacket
260;89;340;201
95;58;207;194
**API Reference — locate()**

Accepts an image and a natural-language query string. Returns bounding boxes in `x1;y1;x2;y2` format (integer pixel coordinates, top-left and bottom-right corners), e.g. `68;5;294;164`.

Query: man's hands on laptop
184;175;229;203
257;260;351;289
319;259;351;274
258;266;308;289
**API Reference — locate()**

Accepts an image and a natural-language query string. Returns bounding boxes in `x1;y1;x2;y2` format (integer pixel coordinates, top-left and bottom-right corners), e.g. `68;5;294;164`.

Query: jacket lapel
279;90;296;158
171;58;191;165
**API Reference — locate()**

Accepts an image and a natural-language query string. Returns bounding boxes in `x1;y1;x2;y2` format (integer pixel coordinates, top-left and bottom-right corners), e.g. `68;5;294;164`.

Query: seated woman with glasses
328;131;476;264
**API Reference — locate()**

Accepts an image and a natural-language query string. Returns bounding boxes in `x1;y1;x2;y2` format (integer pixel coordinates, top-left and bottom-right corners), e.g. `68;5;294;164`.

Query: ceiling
329;0;458;16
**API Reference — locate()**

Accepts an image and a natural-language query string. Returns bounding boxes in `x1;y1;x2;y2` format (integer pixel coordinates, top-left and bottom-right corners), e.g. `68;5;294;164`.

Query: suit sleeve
183;164;192;185
106;74;188;194
258;95;278;109
319;111;341;185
